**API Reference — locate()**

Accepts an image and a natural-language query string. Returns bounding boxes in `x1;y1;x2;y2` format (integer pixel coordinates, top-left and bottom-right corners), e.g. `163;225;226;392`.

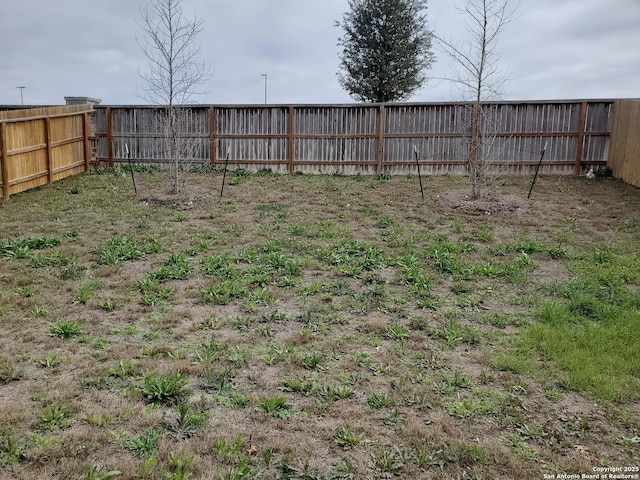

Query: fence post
575;101;588;175
45;117;53;184
83;112;91;172
106;107;114;168
0;123;8;200
209;106;216;165
288;106;295;174
377;105;385;174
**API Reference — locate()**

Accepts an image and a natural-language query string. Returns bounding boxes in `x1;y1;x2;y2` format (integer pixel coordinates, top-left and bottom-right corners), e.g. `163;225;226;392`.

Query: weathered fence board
0;104;93;200
608;100;640;187
93;100;614;176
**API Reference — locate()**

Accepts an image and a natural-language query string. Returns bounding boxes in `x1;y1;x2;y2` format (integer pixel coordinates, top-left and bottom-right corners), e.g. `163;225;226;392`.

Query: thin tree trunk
172;114;179;194
471;0;489;199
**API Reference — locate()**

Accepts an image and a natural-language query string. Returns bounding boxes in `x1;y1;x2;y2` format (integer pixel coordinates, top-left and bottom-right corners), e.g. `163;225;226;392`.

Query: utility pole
261;73;267;104
17;86;25;105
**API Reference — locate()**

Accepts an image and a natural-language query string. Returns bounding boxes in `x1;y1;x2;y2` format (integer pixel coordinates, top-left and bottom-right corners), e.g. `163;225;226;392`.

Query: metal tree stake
528;142;548;199
219;146;232;198
414;145;425;201
125;143;137;195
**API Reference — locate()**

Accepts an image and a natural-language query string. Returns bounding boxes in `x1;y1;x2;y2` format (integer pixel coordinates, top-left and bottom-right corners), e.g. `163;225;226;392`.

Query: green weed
172;402;210;438
37;355;59;368
1;236;60;259
29;306;49;318
334;426;360;449
475;225;495;241
0;358;21;384
41;403;72;430
446;397;496;418
163;449;196;480
73;280;102;304
49;320;83;339
85;466;121;480
370;446;408;476
100;299;119;312
200;366;235;393
384;321;410;341
211;435;245;460
316;238;389;274
0;427;24;466
64;229;81;240
123;427;159;457
302;352;323;370
18;285;37;298
97;235;162;265
147;253;192;282
367;392;396;409
200;254;238;278
200;281;247;305
108;360;138;379
84;413;111;427
142;372;190;404
259;396;291;418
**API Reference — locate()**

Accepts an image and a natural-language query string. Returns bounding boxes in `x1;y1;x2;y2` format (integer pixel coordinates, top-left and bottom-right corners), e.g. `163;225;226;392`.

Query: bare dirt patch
437;188;522;214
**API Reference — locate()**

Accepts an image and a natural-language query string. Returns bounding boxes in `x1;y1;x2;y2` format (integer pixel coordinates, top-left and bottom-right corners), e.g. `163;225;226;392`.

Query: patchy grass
0;170;639;479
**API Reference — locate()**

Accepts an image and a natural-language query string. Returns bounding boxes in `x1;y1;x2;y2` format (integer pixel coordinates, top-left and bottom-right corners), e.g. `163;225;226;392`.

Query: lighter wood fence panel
293;106;378;174
215;107;289;172
92;101;614;177
608;100;640;187
0;105;91;199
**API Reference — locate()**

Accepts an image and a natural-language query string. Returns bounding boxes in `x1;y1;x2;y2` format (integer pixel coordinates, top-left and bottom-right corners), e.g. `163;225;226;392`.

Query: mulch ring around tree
436;189;521;214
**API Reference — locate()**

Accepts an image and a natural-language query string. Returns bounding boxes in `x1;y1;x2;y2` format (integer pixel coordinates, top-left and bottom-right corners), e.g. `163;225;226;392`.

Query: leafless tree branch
137;0;211;194
434;0;519;198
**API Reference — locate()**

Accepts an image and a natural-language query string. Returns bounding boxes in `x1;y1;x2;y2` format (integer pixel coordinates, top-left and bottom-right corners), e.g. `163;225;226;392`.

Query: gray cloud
1;0;638;105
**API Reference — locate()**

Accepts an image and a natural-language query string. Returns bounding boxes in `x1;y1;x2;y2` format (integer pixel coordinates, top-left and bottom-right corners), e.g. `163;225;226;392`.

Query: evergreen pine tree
337;0;435;102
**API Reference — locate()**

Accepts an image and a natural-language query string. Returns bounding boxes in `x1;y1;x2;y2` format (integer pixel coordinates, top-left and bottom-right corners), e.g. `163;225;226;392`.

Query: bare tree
138;0;210;194
437;0;518;198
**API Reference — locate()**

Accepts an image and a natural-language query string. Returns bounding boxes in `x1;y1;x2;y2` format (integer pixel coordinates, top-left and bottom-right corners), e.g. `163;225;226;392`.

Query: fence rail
93;100;613;176
0;104;93;200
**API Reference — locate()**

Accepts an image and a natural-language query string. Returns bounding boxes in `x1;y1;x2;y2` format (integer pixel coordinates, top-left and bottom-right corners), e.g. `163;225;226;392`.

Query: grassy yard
0;168;639;479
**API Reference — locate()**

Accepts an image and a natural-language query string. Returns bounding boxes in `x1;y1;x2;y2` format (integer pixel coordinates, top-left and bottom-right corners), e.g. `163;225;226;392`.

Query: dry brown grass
0;169;638;479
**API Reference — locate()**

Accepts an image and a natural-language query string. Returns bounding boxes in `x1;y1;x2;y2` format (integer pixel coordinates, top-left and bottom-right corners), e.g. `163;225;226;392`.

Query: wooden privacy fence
608;99;640;188
0;104;94;200
93;100;612;176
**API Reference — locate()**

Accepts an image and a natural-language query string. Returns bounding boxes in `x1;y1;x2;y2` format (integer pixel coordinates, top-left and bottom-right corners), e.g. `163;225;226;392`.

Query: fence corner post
83;112;91;172
45;117;53;184
0;123;8;200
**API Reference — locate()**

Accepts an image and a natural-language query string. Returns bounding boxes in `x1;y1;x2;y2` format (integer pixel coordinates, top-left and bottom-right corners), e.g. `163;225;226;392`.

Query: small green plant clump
49;320;83;339
1;236;60;259
123;427;160;457
0;426;25;466
146;253;192;282
259;396;291;418
97;235;163;265
142;372;190;404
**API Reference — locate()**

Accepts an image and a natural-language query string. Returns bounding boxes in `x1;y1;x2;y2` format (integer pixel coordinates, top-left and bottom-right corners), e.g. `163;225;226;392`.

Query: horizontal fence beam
0;109;93;124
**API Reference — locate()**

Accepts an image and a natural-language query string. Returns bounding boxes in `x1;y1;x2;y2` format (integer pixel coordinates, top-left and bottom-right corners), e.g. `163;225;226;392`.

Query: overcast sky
1;0;639;106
